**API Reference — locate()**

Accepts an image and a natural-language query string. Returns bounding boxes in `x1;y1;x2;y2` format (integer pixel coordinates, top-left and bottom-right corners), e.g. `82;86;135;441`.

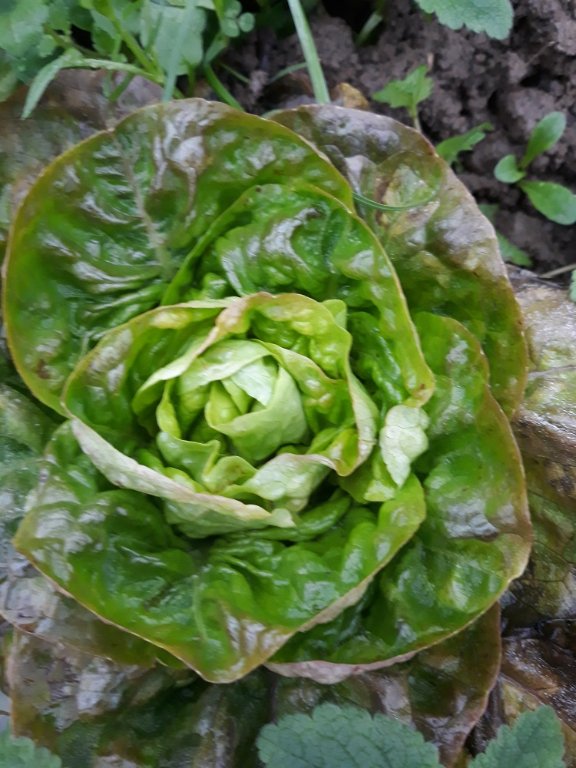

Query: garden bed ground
226;0;576;274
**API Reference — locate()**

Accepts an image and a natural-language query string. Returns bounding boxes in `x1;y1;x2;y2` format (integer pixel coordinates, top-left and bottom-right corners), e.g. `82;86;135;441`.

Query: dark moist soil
225;0;576;274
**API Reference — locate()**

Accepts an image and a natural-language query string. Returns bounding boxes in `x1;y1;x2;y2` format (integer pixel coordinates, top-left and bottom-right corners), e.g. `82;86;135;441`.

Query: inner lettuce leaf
3;100;353;413
63;293;384;535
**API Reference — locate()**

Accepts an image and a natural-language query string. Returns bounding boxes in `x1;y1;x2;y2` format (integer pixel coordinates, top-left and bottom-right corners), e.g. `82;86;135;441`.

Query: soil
225;0;576;274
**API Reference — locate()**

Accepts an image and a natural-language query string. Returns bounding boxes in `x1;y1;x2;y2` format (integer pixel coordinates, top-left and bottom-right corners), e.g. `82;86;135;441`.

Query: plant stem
286;0;330;104
204;63;244;110
356;10;384;46
540;263;576;279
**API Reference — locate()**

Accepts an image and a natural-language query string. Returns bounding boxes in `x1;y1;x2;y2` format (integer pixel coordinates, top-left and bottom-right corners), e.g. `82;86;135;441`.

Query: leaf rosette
3;100;531;685
64;292;384;537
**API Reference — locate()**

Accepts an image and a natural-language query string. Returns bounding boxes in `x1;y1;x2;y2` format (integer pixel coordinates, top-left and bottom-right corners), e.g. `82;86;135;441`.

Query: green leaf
140;0;207;74
414;0;513;39
63;293;387;532
471;706;565;768
22;49;84;119
269;313;530;679
519;180;576;225
570;271;576;303
257;703;440;768
372;65;432;122
478;204;532;266
494;154;525;184
4;100;353;412
273;106;528;415
436;122;493;165
0;730;61;768
14;424;426;682
0;0;49;60
521;112;566;169
496;231;532;267
0;51;18;102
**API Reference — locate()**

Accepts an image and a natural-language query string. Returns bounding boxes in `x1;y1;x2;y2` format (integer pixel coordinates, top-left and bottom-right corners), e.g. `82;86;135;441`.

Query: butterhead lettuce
3;100;531;683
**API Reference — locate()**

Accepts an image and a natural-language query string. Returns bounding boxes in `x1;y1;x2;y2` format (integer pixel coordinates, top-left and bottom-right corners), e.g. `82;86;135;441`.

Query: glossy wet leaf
501;635;576;759
512;278;576;506
5;610;501;767
6;629;273;767
272;105;527;415
6;102;529;698
268;313;529;679
4;99;352;413
0;70;160;264
271;606;501;767
499;674;576;768
15;419;427;682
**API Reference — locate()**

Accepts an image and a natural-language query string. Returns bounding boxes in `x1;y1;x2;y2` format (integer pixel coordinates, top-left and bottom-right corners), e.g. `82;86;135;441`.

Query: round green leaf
494;154;525;184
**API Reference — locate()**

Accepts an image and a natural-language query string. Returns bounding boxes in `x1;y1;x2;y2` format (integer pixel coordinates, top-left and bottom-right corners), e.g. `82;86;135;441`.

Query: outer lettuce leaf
4;100;353;413
271;105;527;416
503;275;576;626
14;423;427;682
268;313;529;680
0;70;160;264
511;276;576;503
6;609;501;767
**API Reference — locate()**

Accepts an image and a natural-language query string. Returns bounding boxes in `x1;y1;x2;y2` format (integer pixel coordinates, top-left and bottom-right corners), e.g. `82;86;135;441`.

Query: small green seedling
257;703;566;768
494;112;576;225
436;122;493;165
372;65;433;131
479;203;532;267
